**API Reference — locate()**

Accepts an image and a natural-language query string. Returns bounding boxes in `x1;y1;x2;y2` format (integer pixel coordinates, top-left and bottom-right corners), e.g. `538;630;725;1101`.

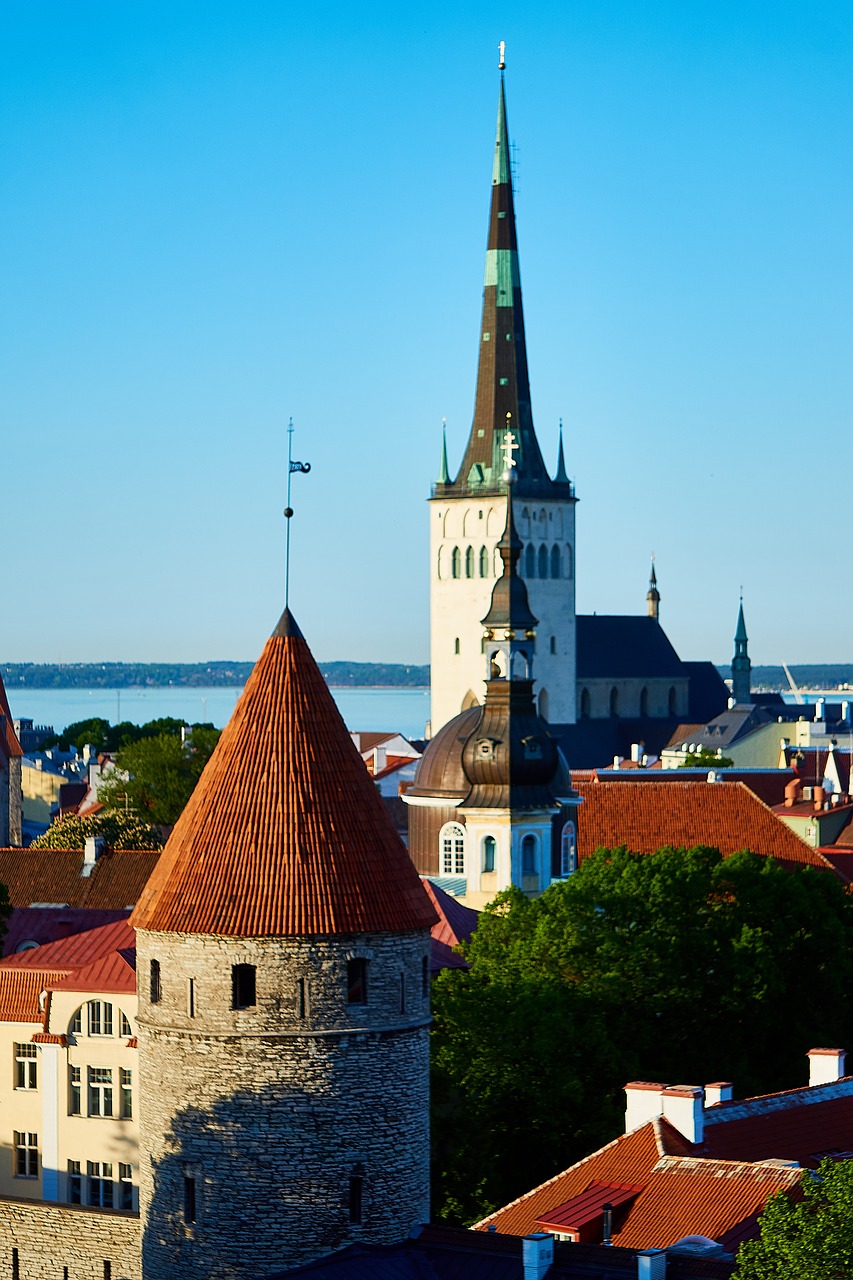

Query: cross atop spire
433;65;570;499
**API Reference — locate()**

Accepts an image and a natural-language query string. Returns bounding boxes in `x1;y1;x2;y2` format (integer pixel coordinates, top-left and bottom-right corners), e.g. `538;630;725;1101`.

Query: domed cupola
460;684;559;809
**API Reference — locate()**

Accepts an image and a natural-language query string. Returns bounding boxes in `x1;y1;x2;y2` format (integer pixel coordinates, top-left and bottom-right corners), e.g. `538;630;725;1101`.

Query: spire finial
437;418;450;485
283;418;312;610
500;413;518;484
498;40;506;71
554;417;569;483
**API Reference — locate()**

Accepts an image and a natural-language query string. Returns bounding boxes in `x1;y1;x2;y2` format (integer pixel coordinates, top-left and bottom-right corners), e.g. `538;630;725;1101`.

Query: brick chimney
661;1086;704;1144
624;1082;668;1133
808;1048;847;1087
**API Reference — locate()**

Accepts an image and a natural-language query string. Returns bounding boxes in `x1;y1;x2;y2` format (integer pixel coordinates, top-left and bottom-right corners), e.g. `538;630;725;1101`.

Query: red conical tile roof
131;610;437;938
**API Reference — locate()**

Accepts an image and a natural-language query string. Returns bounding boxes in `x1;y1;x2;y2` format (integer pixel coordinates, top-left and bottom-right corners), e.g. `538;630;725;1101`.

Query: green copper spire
735;597;748;644
732;594;751;704
554;419;569;483
437;420;450;484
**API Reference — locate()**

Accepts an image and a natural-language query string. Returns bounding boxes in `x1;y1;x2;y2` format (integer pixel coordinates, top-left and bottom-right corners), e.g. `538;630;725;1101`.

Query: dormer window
476;738;498;760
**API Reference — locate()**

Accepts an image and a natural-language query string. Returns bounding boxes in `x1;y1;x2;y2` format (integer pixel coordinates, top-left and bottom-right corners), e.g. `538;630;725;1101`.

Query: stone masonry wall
137;929;432;1280
0;1197;140;1280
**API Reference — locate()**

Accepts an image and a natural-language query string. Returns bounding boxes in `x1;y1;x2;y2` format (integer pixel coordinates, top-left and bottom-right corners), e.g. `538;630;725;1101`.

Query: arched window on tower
440;823;466;876
479;545;489;578
560;821;577;876
451;547;461;578
521;834;538;877
538;688;549;719
482;835;496;873
640;686;649;717
565;544;573;580
580;688;591;720
437;546;445;579
609;687;619;718
550;545;561;579
525;544;536;578
453;638;460;655
465;546;475;578
538;545;548;578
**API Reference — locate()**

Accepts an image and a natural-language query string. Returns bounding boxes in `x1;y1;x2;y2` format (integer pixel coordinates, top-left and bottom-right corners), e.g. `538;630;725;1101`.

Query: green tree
735;1159;853;1278
678;748;735;768
30;809;163;850
430;847;853;1225
98;727;220;827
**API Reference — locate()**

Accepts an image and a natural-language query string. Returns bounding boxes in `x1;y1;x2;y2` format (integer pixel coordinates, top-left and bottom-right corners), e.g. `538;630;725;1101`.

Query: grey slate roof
576;616;684;680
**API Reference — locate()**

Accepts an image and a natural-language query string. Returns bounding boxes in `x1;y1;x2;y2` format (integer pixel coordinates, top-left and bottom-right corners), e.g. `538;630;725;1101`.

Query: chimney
613;755;622;770
630;742;642;764
704;1082;734;1107
814;786;825;813
815;697;826;722
602;1202;613;1246
522;1233;554;1280
637;1250;667;1280
727;696;736;710
81;836;105;878
784;778;801;808
808;1048;847;1087
373;745;387;775
661;1086;704;1144
624;1082;668;1132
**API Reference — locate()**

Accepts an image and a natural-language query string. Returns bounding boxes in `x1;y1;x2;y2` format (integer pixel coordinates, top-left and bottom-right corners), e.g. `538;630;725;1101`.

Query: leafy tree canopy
431;847;853;1225
42;715;215;754
97;728;220;827
678;748;735;768
735;1158;853;1279
30;809;163;851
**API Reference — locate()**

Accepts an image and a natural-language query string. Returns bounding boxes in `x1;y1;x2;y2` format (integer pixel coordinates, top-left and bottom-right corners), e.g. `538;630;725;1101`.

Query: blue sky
3;2;851;666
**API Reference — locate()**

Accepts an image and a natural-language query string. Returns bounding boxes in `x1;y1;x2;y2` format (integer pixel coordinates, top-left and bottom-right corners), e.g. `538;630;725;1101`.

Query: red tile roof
422;877;480;973
535;1180;642;1233
131;610;438;938
0;674;22;762
575;781;835;872
51;949;136;995
0;968;67;1023
1;919;135;970
0;848;160;909
3;907;131;958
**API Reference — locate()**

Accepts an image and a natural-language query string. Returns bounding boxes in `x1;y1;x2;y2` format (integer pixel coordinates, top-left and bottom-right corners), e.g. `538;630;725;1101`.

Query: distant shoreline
2;660;431;691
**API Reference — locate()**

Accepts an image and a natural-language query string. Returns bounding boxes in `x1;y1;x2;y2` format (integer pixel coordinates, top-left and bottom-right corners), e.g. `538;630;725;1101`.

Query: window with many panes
119;1164;133;1210
14;1132;38;1178
88;1001;113;1037
120;1068;132;1119
87;1161;113;1208
69;1066;81;1115
15;1043;37;1090
440;823;465;875
70;1007;83;1035
67;1160;82;1203
119;1010;132;1037
88;1067;113;1117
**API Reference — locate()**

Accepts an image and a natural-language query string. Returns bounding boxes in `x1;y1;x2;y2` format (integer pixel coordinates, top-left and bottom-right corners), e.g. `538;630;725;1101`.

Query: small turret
646;558;660;621
731;595;752;705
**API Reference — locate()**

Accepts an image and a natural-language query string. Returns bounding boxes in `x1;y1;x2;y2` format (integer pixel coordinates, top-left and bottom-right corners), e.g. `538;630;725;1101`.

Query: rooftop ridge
704;1076;853;1124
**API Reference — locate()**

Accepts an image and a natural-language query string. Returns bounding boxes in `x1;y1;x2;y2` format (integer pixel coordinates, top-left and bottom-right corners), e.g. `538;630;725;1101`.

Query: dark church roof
576;616;684;680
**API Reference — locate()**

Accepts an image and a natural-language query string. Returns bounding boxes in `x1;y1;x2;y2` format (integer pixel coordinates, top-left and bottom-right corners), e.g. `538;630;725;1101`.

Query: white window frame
560;821;577;877
69;1065;81;1115
87;1000;113;1037
88;1066;113;1117
87;1160;113;1208
120;1068;133;1119
440;823;466;876
14;1131;38;1179
67;1159;82;1203
15;1043;37;1090
118;1163;134;1210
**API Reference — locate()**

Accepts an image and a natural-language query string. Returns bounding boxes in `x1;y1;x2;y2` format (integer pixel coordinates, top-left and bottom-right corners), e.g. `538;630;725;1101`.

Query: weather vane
284;418;311;609
499;40;506;71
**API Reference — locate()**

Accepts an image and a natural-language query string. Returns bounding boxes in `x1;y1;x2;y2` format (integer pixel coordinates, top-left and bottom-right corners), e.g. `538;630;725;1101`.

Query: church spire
646;557;660;621
437;419;450;484
436;61;561;498
554;419;569;483
731;594;752;705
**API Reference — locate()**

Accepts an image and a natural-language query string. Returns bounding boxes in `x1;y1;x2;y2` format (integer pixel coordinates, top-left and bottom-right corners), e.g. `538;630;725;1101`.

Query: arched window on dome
479;545;489;578
451;547;461;579
525;544;536;578
482;835;496;873
440;823;466;876
465;546;475;578
580;688;591;720
550;545;561;579
560;821;577;877
537;544;548;578
521;834;538;877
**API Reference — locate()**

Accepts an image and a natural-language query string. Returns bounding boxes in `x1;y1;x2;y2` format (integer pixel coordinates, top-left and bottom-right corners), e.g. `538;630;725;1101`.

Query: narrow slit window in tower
399;972;406;1014
451;547;461;578
465;546;474;578
187;978;195;1019
297;977;307;1019
232;964;256;1010
184;1175;196;1223
150;959;161;1004
483;835;496;873
347;958;368;1005
349;1164;365;1224
479;545;489;577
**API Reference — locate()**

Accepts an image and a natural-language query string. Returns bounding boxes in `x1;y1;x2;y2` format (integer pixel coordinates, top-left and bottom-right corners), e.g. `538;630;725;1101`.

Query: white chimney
613;755;622;770
624;1082;668;1133
637;1251;667;1280
661;1086;704;1144
373;745;387;774
630;742;642;763
815;697;825;720
808;1048;847;1087
704;1082;734;1107
82;836;105;877
522;1233;554;1280
728;696;736;710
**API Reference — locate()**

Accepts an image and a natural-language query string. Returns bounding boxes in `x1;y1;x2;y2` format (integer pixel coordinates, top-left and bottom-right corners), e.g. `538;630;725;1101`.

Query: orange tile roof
1;919;135;970
131;610;438;937
0;968;67;1023
0;673;22;762
575;780;835;872
51;949;136;995
0;848;160;909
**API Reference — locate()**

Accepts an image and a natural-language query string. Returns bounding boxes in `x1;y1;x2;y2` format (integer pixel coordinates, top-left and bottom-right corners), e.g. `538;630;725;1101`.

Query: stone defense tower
430;63;577;734
130;608;437;1280
731;596;752;705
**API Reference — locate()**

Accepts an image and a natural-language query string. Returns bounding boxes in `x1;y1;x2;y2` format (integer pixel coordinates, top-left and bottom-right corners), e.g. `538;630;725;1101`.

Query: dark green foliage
43;716;215;753
430;847;853;1225
30;809;163;851
678;749;734;768
98;727;220;827
735;1159;853;1278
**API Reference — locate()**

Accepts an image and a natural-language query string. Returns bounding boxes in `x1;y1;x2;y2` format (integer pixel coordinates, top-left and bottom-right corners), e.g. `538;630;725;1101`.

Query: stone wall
0;1197;140;1280
136;928;432;1280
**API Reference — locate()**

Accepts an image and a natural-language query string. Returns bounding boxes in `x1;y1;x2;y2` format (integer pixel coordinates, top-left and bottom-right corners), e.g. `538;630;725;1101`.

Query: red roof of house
0;848;160;909
50;949;136;995
575;780;835;872
131;610;438;938
0;968;67;1023
535;1180;642;1232
0;918;135;970
3;907;131;958
0;674;22;762
422;877;480;972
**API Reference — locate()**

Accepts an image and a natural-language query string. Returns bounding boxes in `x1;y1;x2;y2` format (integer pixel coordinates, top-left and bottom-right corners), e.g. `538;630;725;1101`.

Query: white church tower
430;59;577;734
